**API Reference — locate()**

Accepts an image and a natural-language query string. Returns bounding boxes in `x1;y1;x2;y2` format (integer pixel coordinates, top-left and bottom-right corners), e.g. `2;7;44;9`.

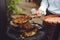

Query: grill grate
7;25;47;40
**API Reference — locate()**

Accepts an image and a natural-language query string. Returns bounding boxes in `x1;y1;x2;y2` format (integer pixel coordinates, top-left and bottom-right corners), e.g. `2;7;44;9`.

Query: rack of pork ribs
43;15;60;24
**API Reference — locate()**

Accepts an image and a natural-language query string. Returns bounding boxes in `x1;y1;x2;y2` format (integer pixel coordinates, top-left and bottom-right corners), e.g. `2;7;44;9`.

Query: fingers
32;10;42;18
34;15;40;18
37;11;42;16
32;12;37;15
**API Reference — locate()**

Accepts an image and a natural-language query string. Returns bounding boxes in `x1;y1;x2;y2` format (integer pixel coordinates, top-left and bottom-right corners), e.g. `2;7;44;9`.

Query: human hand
32;10;43;18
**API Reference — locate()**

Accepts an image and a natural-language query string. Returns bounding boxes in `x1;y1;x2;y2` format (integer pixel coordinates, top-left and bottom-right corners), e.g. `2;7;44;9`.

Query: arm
38;0;48;15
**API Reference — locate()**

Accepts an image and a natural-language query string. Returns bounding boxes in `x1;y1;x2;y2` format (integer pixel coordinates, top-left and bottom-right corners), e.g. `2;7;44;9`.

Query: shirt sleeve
38;0;48;15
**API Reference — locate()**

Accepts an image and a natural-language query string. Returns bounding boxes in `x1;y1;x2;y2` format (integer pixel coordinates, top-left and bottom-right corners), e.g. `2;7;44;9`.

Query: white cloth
39;0;60;15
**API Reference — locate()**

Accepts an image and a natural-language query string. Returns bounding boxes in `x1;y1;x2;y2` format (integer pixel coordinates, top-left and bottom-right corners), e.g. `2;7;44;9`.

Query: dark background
0;0;8;40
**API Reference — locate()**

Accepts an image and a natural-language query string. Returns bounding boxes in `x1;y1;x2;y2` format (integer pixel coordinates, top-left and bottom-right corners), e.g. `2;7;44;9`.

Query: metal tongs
27;14;44;30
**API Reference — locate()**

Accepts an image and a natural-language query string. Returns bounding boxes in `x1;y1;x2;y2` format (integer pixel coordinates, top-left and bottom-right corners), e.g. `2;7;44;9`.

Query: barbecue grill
6;14;47;40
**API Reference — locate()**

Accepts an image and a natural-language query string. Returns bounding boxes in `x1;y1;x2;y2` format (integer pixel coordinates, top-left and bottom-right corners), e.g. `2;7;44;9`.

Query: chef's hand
32;10;43;18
